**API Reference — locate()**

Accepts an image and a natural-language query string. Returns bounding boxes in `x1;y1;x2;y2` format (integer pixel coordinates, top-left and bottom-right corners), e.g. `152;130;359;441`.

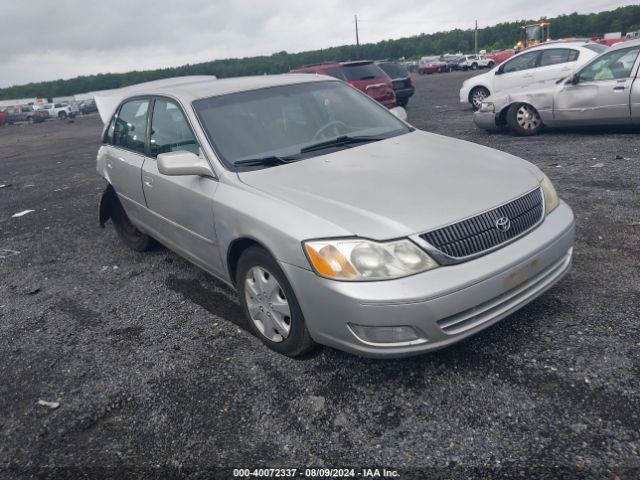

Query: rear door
140;97;222;274
106;98;149;218
554;45;640;125
535;48;580;85
493;50;541;93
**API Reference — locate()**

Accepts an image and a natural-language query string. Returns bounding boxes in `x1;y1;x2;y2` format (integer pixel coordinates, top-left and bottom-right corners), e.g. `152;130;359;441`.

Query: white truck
37;102;75;119
458;55;494;71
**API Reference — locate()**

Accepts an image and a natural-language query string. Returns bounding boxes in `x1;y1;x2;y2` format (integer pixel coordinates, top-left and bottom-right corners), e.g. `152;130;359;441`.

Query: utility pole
474;20;478;54
355;15;360;57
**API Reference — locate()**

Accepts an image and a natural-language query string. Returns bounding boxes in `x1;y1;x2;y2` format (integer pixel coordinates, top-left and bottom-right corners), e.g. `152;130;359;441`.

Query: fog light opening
348;324;426;346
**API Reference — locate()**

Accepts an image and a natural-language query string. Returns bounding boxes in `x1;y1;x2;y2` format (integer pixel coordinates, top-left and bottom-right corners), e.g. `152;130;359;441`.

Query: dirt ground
1;70;639;479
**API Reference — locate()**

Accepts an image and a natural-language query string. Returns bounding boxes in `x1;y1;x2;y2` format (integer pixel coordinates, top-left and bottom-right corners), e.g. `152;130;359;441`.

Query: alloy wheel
471;88;489;109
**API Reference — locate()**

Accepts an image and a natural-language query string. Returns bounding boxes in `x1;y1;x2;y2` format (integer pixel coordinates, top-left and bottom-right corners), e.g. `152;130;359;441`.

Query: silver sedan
474;39;640;135
96;73;574;357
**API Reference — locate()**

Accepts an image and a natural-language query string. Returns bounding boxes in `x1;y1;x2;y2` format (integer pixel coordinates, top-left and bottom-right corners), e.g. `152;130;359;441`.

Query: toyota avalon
96;74;574;358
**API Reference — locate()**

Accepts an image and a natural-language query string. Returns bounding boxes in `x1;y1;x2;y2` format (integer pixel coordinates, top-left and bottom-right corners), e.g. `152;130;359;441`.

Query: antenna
475;20;478;54
355;15;360;55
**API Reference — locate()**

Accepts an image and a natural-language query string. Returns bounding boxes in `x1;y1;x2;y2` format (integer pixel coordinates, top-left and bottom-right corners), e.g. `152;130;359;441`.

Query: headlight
479;102;495;113
303;238;439;281
540;174;559;215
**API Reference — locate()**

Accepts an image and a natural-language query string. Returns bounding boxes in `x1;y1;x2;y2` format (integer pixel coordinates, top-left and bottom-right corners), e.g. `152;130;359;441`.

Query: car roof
610;38;640;50
94;74;338;123
524;40;602;51
295;60;374;69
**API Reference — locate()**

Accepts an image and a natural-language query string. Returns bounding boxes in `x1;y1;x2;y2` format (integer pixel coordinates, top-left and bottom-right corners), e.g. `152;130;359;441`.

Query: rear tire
27;116;34;124
507;103;543;136
58;111;67;119
471;63;478;71
111;195;156;251
397;98;408;108
236;246;315;357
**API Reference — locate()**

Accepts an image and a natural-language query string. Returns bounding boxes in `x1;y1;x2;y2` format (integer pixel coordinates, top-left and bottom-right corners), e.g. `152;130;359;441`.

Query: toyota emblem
495;216;511;232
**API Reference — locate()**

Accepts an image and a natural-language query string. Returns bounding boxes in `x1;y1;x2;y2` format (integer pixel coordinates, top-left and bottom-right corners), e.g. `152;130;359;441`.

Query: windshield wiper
233;155;300;167
299;135;385;154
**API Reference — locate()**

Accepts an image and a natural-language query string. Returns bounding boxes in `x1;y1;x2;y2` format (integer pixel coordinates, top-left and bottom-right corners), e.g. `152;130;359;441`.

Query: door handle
613;86;626;91
143;175;153;188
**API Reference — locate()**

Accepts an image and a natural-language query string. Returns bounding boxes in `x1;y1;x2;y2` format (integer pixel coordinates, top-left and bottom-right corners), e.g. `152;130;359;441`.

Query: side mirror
157;151;214;177
495;66;504;75
565;74;578;85
390;106;408;121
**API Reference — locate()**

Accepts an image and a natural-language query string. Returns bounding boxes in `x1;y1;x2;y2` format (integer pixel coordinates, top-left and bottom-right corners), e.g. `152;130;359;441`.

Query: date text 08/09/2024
233;468;400;478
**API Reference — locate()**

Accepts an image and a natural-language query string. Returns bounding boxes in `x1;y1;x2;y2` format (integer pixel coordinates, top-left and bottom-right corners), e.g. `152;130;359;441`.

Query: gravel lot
1;70;639;479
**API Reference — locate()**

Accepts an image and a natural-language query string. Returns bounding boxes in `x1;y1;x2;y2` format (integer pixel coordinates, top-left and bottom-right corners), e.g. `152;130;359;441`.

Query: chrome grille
420;188;543;259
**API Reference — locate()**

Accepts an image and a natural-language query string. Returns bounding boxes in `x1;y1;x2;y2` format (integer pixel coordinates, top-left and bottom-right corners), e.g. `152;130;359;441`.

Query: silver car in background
96;74;574;358
474;39;640;135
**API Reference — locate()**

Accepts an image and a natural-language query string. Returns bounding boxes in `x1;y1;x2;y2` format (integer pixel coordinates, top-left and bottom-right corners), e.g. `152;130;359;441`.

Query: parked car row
473;39;640;135
290;59;415;107
460;41;607;109
0;99;100;125
0;105;49;124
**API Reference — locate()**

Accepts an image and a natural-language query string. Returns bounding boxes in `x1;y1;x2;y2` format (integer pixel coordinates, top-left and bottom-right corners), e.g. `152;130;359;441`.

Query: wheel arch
497;103;513;126
467;85;490;104
227;237;281;287
99;183;119;227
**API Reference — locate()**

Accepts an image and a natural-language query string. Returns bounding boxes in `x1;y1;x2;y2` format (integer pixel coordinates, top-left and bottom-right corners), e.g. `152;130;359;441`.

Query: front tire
471;63;478;71
111;195;156;251
507;103;543;136
237;246;315;357
27;116;34;124
469;86;490;111
58;111;67;119
397;98;408;108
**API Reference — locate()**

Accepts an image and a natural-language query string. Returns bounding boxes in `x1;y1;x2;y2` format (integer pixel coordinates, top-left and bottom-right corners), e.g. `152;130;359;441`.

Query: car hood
237;130;542;240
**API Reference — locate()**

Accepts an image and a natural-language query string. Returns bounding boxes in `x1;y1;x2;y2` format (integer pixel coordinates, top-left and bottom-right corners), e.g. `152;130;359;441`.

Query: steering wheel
311;121;348;141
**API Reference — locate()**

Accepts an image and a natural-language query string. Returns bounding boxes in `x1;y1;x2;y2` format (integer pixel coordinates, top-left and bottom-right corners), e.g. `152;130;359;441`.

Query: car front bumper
282;201;575;358
474;110;502;131
459;86;470;104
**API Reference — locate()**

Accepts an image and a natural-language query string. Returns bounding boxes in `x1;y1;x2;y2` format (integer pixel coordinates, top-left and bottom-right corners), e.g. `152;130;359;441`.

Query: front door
140;98;223;275
108;98;149;217
553;46;640;125
493;50;541;94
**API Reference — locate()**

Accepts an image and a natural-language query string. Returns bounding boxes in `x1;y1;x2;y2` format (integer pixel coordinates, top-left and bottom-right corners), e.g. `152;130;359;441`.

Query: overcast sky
0;0;629;88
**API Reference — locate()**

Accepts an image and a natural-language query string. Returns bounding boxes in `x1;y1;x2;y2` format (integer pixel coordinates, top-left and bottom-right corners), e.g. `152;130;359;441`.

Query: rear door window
540;48;579;67
113;99;149;154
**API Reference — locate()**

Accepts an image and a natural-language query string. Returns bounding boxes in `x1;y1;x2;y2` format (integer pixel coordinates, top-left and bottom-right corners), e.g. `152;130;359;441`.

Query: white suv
38;102;75;119
458;55;493;71
460;41;608;110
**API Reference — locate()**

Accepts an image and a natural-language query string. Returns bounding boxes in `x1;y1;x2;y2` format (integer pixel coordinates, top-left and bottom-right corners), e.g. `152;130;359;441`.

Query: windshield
193;81;410;169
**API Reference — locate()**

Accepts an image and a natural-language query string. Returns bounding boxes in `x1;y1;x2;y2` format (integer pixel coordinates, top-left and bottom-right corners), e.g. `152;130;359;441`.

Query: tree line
1;5;639;100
